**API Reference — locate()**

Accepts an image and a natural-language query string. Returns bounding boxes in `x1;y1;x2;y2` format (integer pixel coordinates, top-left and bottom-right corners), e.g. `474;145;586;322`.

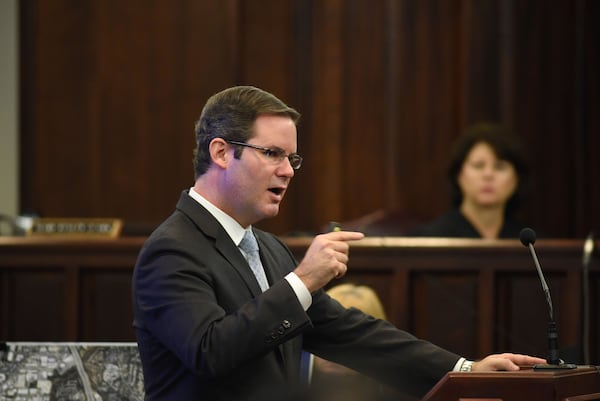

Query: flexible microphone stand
519;228;577;370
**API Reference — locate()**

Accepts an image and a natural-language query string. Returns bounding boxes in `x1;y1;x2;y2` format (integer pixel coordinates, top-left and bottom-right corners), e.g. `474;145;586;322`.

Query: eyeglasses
226;140;303;170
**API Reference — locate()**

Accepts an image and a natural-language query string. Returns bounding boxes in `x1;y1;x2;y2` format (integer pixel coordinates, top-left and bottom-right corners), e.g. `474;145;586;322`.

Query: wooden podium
422;366;600;401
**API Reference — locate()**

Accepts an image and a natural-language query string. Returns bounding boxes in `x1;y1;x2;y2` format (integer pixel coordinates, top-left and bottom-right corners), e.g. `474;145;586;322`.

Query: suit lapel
175;191;263;296
216;234;264;295
176;191;294;368
253;232;289;284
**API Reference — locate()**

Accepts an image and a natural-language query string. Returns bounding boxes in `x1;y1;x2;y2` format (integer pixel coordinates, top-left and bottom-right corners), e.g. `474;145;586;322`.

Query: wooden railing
1;236;598;364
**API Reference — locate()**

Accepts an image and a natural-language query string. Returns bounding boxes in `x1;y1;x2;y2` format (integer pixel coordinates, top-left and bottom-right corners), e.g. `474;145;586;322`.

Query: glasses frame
225;140;303;170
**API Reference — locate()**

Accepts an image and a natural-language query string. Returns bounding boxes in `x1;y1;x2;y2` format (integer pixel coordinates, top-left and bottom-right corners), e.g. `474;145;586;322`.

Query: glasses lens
289;154;302;170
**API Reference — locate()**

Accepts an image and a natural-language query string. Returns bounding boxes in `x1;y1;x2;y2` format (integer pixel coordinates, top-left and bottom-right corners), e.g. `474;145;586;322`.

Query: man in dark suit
132;86;544;401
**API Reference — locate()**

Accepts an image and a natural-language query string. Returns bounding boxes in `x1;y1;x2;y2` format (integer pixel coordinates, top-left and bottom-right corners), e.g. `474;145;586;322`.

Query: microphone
582;232;594;365
519;227;576;370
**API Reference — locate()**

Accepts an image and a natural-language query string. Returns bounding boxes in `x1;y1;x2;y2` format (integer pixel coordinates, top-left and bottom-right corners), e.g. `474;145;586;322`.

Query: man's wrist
459;359;474;372
285;272;312;310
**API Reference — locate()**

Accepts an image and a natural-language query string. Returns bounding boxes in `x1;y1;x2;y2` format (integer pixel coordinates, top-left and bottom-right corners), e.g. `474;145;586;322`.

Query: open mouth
268;187;285;196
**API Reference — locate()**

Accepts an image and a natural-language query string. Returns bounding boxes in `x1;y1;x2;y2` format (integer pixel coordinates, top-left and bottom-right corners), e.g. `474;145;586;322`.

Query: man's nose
277;158;295;177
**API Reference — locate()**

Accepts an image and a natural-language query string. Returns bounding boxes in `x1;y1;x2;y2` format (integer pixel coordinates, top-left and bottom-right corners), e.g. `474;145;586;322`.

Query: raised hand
294;231;364;292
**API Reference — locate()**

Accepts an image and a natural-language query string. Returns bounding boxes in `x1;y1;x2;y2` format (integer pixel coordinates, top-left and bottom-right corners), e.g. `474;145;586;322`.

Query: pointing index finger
326;230;365;242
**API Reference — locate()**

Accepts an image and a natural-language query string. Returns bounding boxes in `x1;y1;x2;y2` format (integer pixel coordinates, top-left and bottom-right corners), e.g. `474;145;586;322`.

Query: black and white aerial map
0;342;144;400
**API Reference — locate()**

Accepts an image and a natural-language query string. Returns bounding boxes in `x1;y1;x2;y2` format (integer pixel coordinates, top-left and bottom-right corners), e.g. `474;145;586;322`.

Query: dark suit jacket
132;190;460;401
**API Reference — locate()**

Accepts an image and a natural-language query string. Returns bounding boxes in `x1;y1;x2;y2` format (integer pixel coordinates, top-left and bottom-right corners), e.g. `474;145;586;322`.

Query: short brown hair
193;86;301;178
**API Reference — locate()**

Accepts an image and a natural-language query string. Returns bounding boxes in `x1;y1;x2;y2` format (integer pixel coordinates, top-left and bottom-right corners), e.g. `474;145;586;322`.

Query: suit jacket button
282;320;291;328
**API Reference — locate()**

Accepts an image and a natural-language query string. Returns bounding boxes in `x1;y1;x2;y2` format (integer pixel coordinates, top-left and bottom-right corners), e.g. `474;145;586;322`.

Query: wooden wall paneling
513;2;579;237
8;268;71;340
411;273;430;339
297;0;346;232
239;0;295;94
551;272;580;363
573;0;586;237
342;1;389;220
460;0;503;123
20;0;243;226
332;269;396;317
389;269;410;330
393;0;463;221
0;237;145;341
563;269;583;350
80;268;136;341
0;270;18;340
498;0;516;127
80;269;98;339
478;268;495;357
591;269;600;364
496;273;562;359
1;237;597;362
393;0;426;220
91;1;160;220
580;0;600;238
383;0;401;210
91;1;197;222
111;0;241;222
63;265;80;340
549;248;586;361
282;0;319;235
581;256;599;365
24;1;97;218
18;1;600;239
412;272;479;358
332;249;411;329
494;272;511;352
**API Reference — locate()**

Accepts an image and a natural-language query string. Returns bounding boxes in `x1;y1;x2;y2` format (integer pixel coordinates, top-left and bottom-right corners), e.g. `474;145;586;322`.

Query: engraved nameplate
27;218;123;238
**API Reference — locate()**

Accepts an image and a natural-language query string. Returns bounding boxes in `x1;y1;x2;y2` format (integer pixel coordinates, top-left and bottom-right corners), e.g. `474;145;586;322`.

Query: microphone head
520;227;537;246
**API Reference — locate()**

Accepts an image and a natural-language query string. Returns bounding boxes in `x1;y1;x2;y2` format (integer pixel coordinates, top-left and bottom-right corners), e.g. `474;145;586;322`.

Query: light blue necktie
239;230;269;292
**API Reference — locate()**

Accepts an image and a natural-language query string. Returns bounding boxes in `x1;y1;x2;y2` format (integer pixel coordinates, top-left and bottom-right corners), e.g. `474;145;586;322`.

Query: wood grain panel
0;237;598;364
19;0;600;238
412;272;479;358
6;269;71;340
393;0;463;220
80;269;135;340
20;0;239;226
512;1;580;237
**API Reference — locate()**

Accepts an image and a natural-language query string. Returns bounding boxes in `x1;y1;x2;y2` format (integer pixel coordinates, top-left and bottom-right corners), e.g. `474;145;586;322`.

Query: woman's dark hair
447;122;529;217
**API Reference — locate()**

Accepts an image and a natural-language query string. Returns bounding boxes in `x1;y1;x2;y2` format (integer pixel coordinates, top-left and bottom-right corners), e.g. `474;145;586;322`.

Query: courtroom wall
18;0;600;238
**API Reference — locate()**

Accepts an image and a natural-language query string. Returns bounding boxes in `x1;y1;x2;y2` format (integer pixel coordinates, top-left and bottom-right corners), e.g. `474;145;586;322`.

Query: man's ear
209;138;230;169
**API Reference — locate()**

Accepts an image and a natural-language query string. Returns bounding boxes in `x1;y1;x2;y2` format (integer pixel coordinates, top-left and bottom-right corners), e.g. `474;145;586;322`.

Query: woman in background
409;122;530;239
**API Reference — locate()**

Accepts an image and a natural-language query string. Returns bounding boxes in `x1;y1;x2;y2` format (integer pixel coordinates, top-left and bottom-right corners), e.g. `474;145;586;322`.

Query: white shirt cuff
453;357;466;372
285;272;312;310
